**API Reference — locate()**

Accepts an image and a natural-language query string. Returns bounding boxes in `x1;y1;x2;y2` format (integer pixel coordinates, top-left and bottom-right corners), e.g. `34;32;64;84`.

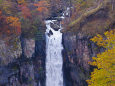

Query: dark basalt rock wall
33;32;46;86
0;41;46;86
62;32;103;86
0;57;36;86
0;22;46;86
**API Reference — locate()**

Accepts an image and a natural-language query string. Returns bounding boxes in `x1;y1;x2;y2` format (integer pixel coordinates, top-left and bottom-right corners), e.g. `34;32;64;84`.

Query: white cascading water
45;20;63;86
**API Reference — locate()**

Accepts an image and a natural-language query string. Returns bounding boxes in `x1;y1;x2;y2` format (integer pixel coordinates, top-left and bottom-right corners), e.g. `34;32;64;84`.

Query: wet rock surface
47;30;53;37
50;21;60;31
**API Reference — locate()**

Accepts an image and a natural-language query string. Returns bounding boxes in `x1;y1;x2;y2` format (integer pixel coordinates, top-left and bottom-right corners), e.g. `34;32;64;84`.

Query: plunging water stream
45;20;63;86
45;7;70;86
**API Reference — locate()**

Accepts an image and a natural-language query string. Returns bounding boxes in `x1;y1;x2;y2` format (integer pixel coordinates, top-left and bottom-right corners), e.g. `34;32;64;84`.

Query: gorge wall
0;0;115;86
62;32;102;86
0;22;46;86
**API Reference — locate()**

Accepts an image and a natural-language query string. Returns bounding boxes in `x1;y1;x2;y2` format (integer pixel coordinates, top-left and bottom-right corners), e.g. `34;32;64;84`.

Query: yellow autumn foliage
91;29;115;48
87;29;115;86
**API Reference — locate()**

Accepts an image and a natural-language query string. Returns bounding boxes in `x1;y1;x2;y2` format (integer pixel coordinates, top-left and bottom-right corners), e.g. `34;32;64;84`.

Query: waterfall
45;20;64;86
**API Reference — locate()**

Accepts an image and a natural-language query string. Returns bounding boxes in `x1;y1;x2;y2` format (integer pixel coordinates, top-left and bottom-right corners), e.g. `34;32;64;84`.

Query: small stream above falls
45;20;64;86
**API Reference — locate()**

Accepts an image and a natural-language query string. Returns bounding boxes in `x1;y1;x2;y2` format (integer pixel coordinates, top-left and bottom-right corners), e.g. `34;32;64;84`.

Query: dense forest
0;0;115;86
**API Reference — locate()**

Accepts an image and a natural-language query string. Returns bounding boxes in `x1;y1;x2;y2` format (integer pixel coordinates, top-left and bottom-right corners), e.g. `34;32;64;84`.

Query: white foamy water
45;20;63;86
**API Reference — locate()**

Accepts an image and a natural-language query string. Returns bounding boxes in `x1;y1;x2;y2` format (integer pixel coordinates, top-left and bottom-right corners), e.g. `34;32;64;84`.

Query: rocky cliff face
1;0;114;86
0;26;46;86
0;11;102;86
62;32;104;86
23;39;35;58
61;2;115;86
0;39;22;65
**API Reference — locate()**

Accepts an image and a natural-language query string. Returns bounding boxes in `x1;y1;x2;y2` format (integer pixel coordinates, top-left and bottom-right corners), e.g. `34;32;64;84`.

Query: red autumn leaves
0;0;50;37
18;4;31;19
18;1;50;19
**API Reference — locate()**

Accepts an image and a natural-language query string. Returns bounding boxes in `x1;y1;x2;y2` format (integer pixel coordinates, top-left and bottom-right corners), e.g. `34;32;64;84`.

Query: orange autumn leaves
6;16;21;35
17;0;50;16
34;1;50;13
17;0;25;4
0;10;21;36
18;1;50;19
0;0;50;38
